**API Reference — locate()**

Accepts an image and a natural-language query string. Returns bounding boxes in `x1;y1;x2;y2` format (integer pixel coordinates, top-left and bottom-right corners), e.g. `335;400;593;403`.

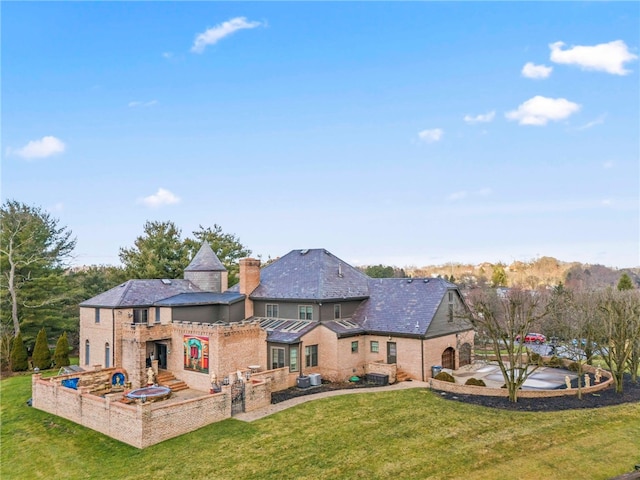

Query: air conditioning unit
296;376;311;388
309;373;322;386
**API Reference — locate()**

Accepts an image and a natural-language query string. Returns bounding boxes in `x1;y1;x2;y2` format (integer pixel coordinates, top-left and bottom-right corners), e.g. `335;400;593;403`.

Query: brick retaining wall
429;361;614;398
32;373;232;448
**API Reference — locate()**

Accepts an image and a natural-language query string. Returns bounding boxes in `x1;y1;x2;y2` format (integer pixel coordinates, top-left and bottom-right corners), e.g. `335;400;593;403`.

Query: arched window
105;343;110;368
85;340;90;366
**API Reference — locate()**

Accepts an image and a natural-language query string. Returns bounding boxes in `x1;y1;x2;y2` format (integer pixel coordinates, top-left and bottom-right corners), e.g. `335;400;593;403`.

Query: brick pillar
239;258;261;319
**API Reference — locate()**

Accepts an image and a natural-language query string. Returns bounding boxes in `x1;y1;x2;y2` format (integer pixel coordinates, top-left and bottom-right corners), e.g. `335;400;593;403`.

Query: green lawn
2;373;639;480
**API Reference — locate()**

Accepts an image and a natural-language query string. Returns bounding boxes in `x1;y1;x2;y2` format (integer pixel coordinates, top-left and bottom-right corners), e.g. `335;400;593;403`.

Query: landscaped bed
433;372;640;411
271;372;640;412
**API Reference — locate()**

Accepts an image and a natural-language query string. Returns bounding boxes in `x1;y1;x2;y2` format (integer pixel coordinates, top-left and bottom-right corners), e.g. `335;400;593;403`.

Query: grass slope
1;374;639;479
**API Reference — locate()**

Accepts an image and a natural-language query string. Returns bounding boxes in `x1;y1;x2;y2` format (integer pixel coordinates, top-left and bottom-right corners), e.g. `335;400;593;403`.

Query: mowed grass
2;374;639;480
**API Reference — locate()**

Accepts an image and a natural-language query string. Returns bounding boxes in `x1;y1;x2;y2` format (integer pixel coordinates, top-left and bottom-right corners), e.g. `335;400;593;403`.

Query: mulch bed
271;374;640;412
433;373;640;411
271;378;387;404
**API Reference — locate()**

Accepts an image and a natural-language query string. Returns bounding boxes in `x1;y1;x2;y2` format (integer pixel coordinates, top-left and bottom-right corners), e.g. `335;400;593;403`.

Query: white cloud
191;17;262;53
128;100;158;108
505;96;581;126
418;128;444;143
140;188;181;208
463;111;495;124
162;52;173;59
574;114;606;131
12;136;66;159
603;160;614;169
549;40;638;75
521;62;553;79
447;191;467;201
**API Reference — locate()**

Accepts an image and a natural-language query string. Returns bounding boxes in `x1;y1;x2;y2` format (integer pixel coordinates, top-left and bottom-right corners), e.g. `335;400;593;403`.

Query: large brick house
79;244;474;390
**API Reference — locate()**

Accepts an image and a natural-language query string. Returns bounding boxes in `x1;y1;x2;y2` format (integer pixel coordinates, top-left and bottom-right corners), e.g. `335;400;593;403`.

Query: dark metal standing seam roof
352;277;458;336
154;292;245;306
258;319;319;344
79;279;201;308
247;249;370;300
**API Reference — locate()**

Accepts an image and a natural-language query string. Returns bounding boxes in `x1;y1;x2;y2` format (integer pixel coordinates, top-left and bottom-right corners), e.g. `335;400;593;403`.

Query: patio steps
157;370;189;392
396;369;412;382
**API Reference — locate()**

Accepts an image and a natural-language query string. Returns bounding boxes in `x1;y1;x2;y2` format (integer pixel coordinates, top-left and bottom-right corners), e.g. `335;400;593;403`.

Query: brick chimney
239;258;261;318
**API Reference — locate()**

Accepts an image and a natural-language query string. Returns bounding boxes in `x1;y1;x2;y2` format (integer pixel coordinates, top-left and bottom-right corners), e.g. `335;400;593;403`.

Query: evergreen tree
10;332;28;371
491;264;508;287
32;327;52;370
1;200;76;341
53;331;70;367
617;273;634;291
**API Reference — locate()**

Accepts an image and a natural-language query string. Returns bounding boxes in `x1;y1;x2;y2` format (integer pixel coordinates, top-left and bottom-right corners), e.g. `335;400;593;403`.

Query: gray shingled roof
79;279;201;308
246;249;370;300
155;292;244;306
352;277;457;336
185;242;226;272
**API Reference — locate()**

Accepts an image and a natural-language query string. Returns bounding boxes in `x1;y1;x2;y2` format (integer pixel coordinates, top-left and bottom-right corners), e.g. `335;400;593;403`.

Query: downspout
421;337;425;382
112;309;115;368
298;341;303;378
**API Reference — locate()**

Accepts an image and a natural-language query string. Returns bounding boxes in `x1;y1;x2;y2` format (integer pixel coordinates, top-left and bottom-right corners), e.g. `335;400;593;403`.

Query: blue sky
2;2;639;269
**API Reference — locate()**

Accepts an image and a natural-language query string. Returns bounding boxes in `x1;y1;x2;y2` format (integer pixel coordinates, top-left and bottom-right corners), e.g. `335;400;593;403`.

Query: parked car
516;333;546;344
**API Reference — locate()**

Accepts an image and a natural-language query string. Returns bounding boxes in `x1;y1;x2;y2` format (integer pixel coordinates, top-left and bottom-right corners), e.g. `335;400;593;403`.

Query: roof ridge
115;280;134;307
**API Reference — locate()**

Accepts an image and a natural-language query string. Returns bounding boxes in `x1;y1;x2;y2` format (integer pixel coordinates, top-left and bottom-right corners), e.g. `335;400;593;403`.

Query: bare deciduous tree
591;289;640;393
463;287;549;402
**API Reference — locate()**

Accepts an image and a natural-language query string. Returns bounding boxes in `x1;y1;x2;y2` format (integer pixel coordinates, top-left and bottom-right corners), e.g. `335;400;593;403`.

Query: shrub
434;371;455;383
465;378;486;387
10;333;29;372
567;362;581;372
53;332;71;367
32;328;52;370
545;356;562;367
529;352;542;365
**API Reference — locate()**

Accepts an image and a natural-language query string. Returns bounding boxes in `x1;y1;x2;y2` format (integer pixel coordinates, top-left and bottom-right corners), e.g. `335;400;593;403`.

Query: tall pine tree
32;327;52;370
53;331;70;367
10;332;28;371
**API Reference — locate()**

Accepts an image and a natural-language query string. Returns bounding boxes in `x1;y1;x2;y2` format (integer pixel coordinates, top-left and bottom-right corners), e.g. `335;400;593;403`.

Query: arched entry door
442;347;455;370
459;343;472;367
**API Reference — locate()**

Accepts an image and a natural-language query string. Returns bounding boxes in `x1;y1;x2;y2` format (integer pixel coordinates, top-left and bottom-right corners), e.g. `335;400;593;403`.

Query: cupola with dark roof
184;242;228;293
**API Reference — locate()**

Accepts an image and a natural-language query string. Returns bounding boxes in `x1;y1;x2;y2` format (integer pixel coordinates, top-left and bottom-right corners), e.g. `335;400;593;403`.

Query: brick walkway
233;380;430;422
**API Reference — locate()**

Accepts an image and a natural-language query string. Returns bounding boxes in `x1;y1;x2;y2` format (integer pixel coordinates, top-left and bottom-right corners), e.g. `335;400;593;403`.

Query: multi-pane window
305;345;318;367
105;343;110;368
85;340;90;366
266;304;279;318
155;307;161;324
334;304;341;319
298;305;313;320
95;308;100;323
133;308;148;324
351;341;359;353
271;347;285;369
370;341;379;353
290;347;298;372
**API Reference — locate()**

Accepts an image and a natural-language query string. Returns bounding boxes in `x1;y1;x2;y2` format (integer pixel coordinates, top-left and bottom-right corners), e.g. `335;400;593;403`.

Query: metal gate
231;379;245;415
